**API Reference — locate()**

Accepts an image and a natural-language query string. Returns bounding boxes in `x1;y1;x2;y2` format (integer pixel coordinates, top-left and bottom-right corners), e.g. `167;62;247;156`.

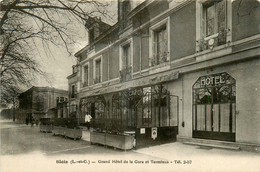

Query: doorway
192;73;236;142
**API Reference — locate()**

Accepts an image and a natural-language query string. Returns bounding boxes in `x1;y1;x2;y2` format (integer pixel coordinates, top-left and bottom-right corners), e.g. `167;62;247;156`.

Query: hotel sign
200;73;226;87
193;72;234;89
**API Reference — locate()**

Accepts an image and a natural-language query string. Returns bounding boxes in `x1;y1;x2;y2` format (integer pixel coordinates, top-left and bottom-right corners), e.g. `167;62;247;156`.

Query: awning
81;71;179;98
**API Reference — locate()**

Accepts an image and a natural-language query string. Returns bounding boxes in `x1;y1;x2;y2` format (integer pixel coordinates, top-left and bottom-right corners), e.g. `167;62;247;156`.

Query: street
0;120;154;156
1;119;260;172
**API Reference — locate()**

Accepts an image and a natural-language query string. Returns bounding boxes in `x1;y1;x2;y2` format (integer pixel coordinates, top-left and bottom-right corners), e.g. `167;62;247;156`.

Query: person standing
84;113;92;130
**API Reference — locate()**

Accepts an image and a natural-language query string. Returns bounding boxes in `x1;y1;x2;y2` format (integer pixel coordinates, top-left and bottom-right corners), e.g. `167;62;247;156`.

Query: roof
19;86;68;98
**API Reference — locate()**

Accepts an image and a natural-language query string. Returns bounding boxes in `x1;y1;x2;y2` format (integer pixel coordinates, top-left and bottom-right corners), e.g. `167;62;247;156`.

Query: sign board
151;127;157;140
140;128;145;134
200;74;226;87
193;72;236;89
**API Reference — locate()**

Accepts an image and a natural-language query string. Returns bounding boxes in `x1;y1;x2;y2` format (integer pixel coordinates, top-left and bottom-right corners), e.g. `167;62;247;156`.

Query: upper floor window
149;17;170;67
123;0;131;15
72;65;78;74
154;26;168;64
123;44;131;68
94;56;102;84
89;28;95;44
83;64;89;87
196;0;231;51
119;0;132;29
205;1;226;40
71;85;76;98
120;39;133;82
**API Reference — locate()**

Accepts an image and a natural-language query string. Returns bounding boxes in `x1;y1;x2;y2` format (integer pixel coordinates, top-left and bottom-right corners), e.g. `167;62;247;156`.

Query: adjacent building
70;0;260;150
67;65;79;118
17;86;68;122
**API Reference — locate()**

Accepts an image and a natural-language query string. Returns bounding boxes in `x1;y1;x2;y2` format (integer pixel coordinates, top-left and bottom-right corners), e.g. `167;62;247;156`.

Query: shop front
79;84;179;149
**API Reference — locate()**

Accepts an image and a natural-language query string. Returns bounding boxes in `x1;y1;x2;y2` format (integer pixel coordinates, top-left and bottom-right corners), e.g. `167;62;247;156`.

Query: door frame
192;72;236;142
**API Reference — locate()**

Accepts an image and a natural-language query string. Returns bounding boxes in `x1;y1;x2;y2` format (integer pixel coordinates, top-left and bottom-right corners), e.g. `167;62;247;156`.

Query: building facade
67;65;79;118
72;0;260;149
17;86;68;122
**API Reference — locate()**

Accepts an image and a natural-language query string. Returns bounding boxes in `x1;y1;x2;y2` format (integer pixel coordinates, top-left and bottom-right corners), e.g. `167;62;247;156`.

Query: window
111;90;136;131
71;85;75;98
94;56;102;84
83;65;89;86
72;65;78;74
149;18;170;67
120;39;133;82
153;26;168;65
89;28;94;44
142;87;152;126
120;0;131;28
135;85;174;128
123;0;131;15
196;0;231;51
34;94;44;111
204;1;226;42
123;44;131;68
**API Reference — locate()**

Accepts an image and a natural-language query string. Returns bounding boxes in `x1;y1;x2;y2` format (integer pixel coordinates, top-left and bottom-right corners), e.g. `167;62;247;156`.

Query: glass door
192;73;236;141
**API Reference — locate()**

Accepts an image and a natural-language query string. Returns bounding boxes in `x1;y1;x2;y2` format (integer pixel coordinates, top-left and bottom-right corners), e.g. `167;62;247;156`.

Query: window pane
95;101;105;119
217;0;226;33
160;96;168;127
220;103;230;132
206;104;212;131
143;88;151;126
95;60;101;83
217;0;226;44
123;44;130;67
157;27;168;63
170;96;178;126
84;66;88;85
212;104;219;132
196;88;211;104
206;5;215;36
197;105;205;131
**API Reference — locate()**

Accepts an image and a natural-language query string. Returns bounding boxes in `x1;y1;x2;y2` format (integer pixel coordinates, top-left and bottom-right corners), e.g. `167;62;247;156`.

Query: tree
0;0;114;104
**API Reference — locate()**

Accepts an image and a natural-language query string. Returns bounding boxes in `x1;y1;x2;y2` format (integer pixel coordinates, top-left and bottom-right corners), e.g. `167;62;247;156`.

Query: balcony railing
149;52;169;67
119;66;132;82
198;29;229;51
94;76;101;84
82;82;88;87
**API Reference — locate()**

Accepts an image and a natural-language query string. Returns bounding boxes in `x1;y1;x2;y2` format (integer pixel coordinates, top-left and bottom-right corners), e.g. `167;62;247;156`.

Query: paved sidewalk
80;127;90;142
134;142;260;171
0;120;28;129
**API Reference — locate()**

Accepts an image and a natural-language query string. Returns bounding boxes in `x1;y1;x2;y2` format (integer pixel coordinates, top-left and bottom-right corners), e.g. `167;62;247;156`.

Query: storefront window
112;90;136;130
135;85;173;128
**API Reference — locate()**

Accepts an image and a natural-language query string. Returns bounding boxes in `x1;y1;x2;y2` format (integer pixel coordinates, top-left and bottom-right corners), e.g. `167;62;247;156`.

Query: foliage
53;118;68;127
0;0;114;104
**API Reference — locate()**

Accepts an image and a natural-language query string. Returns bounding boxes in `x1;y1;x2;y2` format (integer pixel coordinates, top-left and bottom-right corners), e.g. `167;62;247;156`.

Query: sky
30;1;118;91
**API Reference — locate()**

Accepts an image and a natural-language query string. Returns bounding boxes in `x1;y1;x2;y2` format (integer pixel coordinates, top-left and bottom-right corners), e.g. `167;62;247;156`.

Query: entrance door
192;73;236;142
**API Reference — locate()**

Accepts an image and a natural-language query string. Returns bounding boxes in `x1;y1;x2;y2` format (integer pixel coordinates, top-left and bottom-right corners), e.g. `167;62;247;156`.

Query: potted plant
65;118;82;140
53;118;67;136
39;117;53;133
90;118;135;150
